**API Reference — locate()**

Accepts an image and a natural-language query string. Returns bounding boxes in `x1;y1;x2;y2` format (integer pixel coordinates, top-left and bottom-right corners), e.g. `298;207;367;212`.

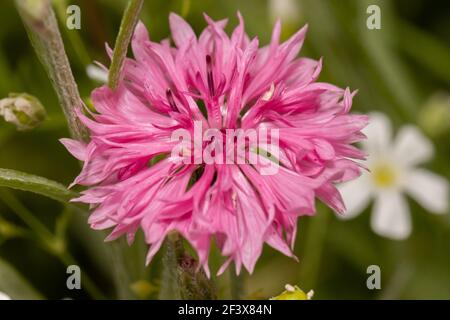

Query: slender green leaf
0;168;77;203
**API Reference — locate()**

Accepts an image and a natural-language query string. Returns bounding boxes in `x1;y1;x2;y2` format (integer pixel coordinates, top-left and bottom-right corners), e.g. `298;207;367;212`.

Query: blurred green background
0;0;449;299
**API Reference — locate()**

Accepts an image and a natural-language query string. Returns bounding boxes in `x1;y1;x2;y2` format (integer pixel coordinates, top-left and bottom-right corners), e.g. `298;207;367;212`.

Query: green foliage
0;0;449;300
0;168;77;203
0;257;43;299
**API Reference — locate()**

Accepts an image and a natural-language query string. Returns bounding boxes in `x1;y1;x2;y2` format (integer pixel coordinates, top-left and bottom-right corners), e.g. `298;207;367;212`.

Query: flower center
371;163;397;188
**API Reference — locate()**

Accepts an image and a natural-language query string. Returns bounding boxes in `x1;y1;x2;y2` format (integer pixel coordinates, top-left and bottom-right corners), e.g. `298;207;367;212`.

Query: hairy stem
159;232;217;300
110;240;136;299
15;0;88;141
52;0;92;67
101;0;145;299
108;0;144;90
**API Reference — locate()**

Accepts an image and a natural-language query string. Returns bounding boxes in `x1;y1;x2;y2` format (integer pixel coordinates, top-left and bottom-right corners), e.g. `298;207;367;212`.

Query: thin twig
108;0;144;90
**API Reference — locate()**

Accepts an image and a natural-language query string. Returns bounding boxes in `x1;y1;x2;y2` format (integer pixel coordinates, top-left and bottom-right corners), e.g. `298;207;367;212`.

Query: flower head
61;13;367;275
339;112;449;239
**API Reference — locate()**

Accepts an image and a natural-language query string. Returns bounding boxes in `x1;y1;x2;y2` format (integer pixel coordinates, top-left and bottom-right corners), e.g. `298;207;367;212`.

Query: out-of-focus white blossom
339;112;449;240
86;64;108;83
0;292;11;300
269;0;300;24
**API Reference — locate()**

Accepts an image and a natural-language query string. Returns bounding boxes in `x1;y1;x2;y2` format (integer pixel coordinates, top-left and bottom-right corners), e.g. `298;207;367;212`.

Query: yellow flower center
371;163;397;188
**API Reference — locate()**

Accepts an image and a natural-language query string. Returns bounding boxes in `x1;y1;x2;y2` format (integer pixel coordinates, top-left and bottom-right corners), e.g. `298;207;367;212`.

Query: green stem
159;232;217;300
108;0;144;90
159;233;183;300
101;0;144;299
0;189;54;241
181;0;191;17
299;209;330;289
229;267;245;300
110;240;135;299
15;0;88;141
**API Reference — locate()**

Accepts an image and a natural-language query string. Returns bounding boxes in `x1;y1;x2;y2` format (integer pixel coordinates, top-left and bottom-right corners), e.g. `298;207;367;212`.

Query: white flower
86;64;108;83
338;112;449;240
0;291;11;300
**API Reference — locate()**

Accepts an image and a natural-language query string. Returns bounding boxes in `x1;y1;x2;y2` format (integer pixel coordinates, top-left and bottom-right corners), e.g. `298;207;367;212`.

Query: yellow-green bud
130;280;157;299
418;92;450;137
270;284;314;300
0;93;46;131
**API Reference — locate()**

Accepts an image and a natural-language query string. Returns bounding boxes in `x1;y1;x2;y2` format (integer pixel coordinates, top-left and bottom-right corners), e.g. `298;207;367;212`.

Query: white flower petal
393;125;433;167
0;291;11;300
86;64;108;83
371;191;411;240
362;112;392;155
405;169;448;214
269;0;300;23
337;173;372;219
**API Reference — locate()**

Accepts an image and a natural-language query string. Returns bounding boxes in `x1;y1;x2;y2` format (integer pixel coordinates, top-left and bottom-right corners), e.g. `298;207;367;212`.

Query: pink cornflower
61;13;368;276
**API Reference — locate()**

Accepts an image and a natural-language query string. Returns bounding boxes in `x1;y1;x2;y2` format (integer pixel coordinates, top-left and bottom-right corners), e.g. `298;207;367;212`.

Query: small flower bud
0;93;46;131
270;284;314;300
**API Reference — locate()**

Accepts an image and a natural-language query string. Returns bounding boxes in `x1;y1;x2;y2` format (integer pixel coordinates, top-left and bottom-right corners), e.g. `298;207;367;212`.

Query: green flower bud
271;284;314;300
0;93;46;131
